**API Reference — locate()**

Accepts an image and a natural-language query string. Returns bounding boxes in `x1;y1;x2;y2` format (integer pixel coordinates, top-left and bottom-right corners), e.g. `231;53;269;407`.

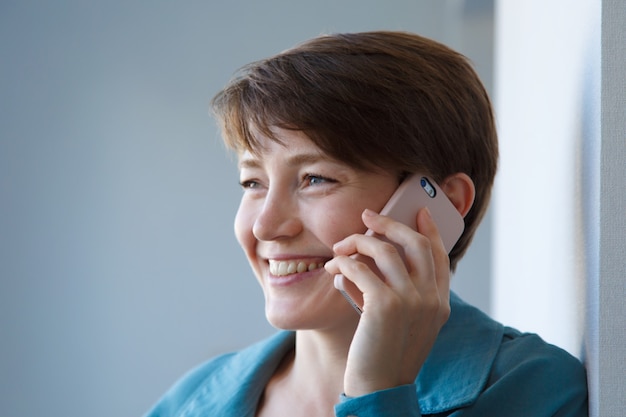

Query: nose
252;190;303;241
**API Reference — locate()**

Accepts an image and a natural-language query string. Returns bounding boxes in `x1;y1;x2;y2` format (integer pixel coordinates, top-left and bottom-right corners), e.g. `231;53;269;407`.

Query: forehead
237;128;328;167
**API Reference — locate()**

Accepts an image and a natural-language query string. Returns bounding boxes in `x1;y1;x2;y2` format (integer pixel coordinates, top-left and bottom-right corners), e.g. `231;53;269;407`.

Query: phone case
335;174;465;314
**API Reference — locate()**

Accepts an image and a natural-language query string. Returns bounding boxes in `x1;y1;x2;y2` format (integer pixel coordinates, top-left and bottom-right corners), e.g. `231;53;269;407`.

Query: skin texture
234;128;474;415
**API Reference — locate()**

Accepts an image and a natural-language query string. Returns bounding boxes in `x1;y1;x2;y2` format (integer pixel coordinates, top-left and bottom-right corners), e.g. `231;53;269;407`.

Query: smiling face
234;128;399;331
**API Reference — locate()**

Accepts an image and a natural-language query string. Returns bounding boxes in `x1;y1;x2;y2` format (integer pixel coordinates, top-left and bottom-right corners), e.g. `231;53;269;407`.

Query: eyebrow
238;152;328;169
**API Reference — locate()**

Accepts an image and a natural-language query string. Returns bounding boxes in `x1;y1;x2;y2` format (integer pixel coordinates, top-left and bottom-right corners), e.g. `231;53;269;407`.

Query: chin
264;303;314;330
263;296;355;331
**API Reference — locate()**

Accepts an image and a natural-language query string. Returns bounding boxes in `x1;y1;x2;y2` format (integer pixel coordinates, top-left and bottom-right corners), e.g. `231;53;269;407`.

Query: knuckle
441;309;451;324
413;234;432;251
378;294;404;315
379;241;399;257
405;297;421;313
348;260;371;275
423;295;441;312
440;301;451;321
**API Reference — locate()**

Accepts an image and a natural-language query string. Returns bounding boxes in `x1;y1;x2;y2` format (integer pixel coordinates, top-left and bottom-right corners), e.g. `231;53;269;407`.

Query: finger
324;255;389;296
358;209;439;291
414;207;451;295
333;232;416;292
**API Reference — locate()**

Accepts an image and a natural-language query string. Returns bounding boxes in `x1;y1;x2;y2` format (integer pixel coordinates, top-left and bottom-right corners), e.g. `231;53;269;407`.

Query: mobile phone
335;174;465;314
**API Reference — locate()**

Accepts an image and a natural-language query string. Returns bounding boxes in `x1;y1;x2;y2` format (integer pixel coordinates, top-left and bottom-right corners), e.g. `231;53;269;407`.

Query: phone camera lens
420;177;437;198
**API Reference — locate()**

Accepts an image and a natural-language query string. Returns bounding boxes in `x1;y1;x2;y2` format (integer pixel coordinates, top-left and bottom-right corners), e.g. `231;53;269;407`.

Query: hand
324;207;451;397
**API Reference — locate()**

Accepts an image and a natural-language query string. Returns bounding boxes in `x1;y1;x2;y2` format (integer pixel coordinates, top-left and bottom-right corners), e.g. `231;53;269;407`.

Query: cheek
317;188;396;244
316;202;369;245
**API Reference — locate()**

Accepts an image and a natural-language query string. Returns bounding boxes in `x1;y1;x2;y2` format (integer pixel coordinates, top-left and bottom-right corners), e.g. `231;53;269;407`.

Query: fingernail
423;207;433;220
363;208;376;217
333;274;345;290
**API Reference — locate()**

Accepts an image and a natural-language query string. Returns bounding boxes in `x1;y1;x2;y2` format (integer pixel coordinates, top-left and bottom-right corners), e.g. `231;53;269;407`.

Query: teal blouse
145;293;588;416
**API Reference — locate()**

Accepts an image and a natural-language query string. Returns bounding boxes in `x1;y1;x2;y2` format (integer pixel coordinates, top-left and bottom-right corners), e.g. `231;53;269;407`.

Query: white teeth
269;260;325;277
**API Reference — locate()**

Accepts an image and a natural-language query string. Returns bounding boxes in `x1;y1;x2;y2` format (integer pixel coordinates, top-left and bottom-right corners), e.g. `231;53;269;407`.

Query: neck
292;319;358;398
256;315;359;416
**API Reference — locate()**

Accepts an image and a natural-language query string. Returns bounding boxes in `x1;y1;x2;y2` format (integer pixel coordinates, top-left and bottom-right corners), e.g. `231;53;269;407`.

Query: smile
268;259;326;277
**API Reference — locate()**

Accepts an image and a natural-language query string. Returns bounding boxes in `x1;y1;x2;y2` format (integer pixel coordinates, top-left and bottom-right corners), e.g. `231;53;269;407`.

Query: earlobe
441;173;475;218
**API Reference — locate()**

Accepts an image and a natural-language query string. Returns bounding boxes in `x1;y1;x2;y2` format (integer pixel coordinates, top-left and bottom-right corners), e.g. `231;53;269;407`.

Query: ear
441;173;475;218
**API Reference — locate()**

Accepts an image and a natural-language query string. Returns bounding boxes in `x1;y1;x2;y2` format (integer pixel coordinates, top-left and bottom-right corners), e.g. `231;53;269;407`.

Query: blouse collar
182;292;503;415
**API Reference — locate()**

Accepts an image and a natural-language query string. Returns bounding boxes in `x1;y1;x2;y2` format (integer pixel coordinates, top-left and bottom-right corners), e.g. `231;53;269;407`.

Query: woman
146;31;588;416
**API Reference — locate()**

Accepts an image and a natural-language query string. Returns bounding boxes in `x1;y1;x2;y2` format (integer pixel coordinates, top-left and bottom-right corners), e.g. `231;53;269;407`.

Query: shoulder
144;331;295;417
483;327;588;415
418;293;588;416
496;326;585;376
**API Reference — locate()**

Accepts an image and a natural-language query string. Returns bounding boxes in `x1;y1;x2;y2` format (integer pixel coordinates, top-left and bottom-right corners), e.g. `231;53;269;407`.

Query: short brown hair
211;31;498;271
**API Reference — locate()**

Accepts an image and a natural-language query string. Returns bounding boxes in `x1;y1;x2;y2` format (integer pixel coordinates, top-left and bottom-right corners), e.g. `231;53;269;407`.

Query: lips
268;259;326;277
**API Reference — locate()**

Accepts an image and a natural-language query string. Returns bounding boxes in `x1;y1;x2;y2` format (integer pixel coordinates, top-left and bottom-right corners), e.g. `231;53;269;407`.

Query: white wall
493;0;598;358
0;2;495;416
495;0;626;414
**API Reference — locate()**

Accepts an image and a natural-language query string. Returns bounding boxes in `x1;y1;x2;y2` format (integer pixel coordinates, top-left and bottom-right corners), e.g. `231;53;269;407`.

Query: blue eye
304;174;335;186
